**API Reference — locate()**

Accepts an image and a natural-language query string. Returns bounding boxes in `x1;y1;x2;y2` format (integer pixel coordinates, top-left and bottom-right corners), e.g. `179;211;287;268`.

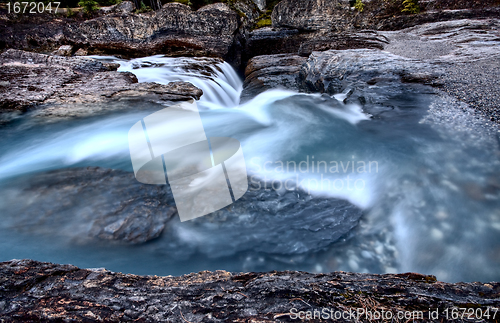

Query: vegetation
66;6;77;16
401;0;420;13
354;0;364;12
255;18;271;28
78;0;99;13
135;0;152;12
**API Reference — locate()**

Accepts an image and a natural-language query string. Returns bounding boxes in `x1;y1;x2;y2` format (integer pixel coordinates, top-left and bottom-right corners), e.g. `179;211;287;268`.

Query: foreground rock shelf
0;260;499;322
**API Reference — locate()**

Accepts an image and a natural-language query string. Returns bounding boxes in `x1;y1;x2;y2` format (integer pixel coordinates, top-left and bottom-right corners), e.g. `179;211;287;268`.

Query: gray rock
243;28;388;65
52;45;73;56
241;54;307;102
112;0;135;14
74;48;88;56
63;3;240;62
0;166;363;255
0;167;177;244
0;50;202;119
243;18;500;123
271;0;353;31
1;259;499;322
251;0;266;11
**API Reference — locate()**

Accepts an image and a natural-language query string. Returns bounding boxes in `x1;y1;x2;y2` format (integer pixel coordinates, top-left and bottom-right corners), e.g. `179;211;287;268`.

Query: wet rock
0;166;363;255
166;178;363;257
243;18;500;123
241;54;307;101
1;259;499;322
0;50;202;119
0;167;177;244
297;49;441;96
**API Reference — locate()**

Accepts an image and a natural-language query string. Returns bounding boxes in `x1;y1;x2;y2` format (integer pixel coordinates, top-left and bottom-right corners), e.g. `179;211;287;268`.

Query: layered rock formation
242;18;500;122
1;0;499;69
65;3;240;60
0;49;202;119
1;259;499;322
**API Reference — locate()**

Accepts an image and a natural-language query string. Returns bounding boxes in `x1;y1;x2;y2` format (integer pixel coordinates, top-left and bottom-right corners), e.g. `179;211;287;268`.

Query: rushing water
0;55;499;282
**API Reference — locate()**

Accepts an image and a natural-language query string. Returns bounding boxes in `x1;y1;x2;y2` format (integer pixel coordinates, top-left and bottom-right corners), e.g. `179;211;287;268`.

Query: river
0;55;499;282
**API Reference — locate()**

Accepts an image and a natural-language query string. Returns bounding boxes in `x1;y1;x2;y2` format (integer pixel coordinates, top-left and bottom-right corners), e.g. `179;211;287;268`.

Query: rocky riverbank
0;49;203;121
1;0;499;121
1;259;499;322
242;18;500;122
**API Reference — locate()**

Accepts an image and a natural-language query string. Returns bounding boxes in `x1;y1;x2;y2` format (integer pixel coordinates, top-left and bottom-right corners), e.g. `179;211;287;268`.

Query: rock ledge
1;259;499;322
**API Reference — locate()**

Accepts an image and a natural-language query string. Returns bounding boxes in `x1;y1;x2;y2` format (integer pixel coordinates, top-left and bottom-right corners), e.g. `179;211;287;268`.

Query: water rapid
0;55;499;282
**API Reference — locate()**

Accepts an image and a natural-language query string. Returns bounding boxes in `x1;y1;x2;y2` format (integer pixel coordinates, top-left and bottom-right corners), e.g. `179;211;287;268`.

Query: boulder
52;45;73;56
271;0;352;31
63;3;240;62
112;0;135;14
243;28;388;66
74;48;88;56
242;18;500;122
241;54;307;101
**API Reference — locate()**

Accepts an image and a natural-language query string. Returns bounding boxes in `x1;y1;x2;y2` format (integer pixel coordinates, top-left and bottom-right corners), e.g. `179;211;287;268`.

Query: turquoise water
0;56;499;282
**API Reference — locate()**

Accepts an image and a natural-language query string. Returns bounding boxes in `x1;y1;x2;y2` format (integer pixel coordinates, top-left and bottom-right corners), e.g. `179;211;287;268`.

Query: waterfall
115;55;243;109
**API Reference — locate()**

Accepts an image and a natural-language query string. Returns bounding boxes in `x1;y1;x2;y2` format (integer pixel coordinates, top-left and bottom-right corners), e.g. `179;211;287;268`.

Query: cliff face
1;259;499;322
64;3;240;60
1;0;499;69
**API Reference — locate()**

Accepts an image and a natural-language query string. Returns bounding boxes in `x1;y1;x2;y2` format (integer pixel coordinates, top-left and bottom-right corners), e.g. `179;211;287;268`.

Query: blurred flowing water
0;55;499;282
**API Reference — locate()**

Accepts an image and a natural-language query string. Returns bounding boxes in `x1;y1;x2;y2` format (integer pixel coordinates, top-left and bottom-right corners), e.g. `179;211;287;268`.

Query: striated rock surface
271;0;352;31
64;3;240;60
243;28;389;63
1;259;500;322
241;54;307;101
0;49;202;119
0;3;241;63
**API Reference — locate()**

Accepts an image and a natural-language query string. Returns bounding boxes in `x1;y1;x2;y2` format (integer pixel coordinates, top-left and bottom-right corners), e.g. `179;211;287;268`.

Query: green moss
135;0;152;12
255;18;272;28
354;0;364;12
78;0;99;13
401;0;420;13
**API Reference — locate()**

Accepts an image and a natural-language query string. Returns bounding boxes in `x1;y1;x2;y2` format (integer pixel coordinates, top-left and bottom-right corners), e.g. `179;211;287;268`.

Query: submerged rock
0;50;202;119
0;167;177;244
0;166;363;255
1;259;499;322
